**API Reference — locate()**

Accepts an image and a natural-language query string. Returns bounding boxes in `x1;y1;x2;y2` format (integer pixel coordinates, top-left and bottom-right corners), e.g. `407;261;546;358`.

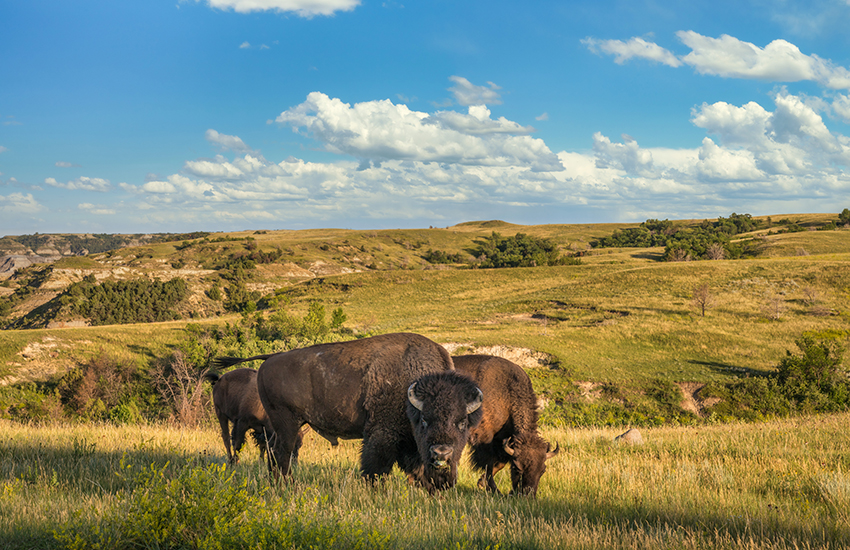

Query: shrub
55;460;395;550
703;334;849;420
422;249;466;264
59;277;189;325
776;334;849;411
56;352;152;422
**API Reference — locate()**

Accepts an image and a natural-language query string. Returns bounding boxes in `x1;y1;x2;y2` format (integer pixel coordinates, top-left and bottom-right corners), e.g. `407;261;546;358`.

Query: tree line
593;211;850;261
59;275;189;325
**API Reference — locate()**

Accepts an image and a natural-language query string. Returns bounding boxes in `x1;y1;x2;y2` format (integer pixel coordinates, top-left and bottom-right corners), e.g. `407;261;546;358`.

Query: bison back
257;332;453;442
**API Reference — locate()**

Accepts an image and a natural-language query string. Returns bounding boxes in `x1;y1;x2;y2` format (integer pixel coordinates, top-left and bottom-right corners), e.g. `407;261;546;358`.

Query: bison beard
235;333;483;493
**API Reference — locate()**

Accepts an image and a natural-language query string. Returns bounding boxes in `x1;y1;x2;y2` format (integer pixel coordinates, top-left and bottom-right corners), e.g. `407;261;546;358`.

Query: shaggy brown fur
204;368;274;464
217;333;483;492
453;354;559;497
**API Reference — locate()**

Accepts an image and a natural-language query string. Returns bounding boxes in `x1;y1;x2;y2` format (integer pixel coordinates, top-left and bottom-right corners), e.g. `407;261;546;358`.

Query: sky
2;0;850;235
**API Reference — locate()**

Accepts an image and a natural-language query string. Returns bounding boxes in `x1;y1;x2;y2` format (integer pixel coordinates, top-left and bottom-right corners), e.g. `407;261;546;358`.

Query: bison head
503;432;559;497
406;372;483;492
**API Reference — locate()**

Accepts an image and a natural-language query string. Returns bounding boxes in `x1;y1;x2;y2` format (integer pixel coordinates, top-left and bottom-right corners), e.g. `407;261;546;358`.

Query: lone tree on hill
691;283;715;317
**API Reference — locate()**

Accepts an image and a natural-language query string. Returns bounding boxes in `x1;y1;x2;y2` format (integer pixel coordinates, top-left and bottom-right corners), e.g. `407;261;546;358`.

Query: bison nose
429;444;453;465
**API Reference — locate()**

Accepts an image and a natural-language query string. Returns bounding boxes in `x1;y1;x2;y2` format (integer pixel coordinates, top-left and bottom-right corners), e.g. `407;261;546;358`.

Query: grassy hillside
0;214;848;424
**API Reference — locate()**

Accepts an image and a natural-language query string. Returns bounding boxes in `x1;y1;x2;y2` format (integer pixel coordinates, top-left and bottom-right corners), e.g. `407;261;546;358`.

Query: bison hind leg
264;409;303;481
230;419;251;464
216;414;235;464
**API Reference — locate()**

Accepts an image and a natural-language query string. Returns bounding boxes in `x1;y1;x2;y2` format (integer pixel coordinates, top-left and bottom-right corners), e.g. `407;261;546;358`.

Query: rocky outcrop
0;254;62;279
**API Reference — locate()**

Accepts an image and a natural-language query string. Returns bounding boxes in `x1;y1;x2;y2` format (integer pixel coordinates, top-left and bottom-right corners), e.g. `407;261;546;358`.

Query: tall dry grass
2;414;849;549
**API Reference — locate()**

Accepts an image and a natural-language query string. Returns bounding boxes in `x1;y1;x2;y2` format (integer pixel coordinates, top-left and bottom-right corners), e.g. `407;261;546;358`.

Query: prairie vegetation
1;214;849;547
2;214;850;426
2;414;849;549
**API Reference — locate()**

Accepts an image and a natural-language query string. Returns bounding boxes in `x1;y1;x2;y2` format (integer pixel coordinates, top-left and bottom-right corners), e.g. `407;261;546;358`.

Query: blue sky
2;0;850;235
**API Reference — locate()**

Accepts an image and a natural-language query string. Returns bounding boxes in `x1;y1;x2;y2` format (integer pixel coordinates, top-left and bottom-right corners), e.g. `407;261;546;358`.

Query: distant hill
0;232;212;279
1;213;847;329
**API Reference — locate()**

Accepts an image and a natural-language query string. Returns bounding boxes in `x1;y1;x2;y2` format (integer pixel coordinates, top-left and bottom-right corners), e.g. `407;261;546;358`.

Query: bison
216;333;483;492
204;368;275;465
453;354;559;497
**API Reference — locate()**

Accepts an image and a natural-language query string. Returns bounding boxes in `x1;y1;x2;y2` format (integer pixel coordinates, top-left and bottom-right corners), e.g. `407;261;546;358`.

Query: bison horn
466;387;483;415
407;382;425;411
546;442;560;460
503;437;516;457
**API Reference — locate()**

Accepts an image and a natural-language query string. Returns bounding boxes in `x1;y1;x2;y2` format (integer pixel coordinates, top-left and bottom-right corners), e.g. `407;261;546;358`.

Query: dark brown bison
204;368;275;464
453;354;559;497
205;368;308;468
217;333;483;492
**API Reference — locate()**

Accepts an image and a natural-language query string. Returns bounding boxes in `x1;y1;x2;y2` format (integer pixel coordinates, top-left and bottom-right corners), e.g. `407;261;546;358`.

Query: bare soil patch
442;342;554;369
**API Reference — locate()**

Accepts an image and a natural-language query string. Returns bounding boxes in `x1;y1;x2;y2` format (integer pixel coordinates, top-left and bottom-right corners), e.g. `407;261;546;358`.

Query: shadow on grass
688;359;770;378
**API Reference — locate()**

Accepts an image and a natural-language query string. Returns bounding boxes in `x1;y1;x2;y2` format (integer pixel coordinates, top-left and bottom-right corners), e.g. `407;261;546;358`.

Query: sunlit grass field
2;414;849;549
5;250;849;389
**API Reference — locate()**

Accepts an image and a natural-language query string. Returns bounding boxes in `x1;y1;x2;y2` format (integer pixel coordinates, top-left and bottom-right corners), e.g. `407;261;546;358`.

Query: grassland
1;215;849;548
2;414;849;549
2;217;849;403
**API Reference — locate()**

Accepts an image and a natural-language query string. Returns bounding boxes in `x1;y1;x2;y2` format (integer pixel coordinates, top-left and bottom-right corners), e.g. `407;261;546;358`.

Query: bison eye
457;419;467;431
421;418;428;428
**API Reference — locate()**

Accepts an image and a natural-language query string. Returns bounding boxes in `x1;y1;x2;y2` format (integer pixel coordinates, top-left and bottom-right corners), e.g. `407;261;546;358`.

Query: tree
691;284;715;317
839;208;850;226
705;243;726;260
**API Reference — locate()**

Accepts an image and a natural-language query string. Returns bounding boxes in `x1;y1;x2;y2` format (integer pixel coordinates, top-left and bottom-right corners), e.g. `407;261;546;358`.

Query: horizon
1;210;840;240
2;1;850;235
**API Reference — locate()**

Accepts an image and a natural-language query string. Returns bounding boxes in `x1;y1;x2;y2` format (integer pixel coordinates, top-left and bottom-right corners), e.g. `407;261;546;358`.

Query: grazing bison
204;368;276;465
217;333;483;492
453;354;559;497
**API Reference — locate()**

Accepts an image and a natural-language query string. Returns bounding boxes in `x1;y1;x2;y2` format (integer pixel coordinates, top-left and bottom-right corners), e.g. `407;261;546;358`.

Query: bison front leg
478;461;507;493
360;434;399;483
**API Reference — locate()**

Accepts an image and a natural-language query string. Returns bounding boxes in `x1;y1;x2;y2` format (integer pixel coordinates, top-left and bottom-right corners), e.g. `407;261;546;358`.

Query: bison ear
546;442;560;460
407;382;425;411
466;387;483;415
503;437;516;457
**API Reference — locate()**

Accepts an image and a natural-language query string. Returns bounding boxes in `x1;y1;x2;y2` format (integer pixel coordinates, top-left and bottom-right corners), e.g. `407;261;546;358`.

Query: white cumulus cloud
677;31;850;89
585;31;850;90
78;203;117;215
45;176;112;192
201;0;360;17
0;192;43;214
275;90;562;171
448;76;503;106
205;129;252;152
582;36;682;67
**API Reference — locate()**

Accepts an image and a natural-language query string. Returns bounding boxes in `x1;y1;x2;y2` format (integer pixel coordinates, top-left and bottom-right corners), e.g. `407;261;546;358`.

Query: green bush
593;213;760;261
703;334;849;420
55;461;395;550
